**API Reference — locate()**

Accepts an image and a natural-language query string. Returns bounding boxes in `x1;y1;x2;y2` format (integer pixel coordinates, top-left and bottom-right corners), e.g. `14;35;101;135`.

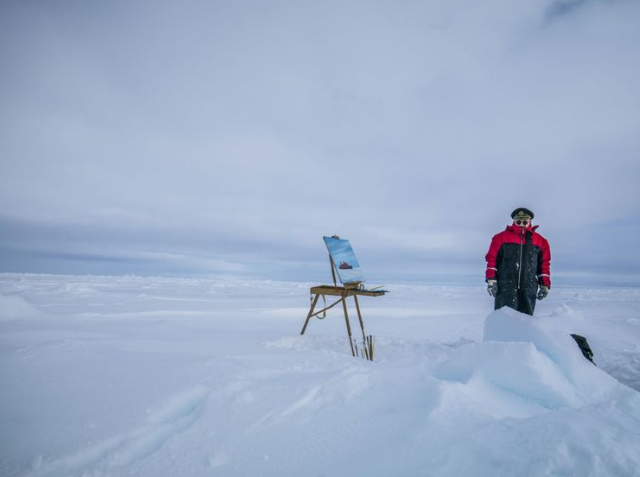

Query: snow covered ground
1;273;640;477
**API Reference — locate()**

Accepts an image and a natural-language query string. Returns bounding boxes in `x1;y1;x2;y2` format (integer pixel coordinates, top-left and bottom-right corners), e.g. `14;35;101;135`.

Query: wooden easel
300;254;385;358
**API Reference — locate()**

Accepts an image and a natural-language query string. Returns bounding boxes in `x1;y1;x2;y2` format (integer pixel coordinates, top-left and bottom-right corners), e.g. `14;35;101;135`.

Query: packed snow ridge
1;274;640;477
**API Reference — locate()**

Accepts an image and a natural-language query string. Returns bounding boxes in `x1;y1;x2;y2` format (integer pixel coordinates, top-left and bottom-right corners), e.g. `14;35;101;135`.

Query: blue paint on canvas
323;236;365;284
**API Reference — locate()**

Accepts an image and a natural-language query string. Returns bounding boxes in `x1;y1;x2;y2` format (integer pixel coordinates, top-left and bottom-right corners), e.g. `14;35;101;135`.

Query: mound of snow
435;340;585;413
2;276;640;477
433;307;630;424
484;307;616;401
0;294;40;321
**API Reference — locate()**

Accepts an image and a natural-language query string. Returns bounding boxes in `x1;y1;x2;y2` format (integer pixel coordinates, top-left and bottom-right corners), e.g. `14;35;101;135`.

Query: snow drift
0;293;41;321
1;274;640;477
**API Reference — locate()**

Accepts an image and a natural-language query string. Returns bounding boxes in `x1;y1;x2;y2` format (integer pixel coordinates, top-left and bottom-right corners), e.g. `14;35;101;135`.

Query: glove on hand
537;286;549;300
487;280;498;297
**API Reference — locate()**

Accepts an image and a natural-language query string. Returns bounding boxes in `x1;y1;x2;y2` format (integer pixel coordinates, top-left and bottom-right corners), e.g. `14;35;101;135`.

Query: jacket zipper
517;228;524;290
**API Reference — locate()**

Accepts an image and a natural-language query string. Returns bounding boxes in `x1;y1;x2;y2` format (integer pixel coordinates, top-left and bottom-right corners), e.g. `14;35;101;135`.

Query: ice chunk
483;307;618;402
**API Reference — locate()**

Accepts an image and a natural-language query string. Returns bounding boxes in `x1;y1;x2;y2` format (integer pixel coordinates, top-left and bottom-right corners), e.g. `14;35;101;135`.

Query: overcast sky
1;0;639;286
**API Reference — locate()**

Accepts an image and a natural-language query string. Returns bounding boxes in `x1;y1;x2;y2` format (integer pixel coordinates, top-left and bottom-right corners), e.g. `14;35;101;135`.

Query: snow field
1;274;640;476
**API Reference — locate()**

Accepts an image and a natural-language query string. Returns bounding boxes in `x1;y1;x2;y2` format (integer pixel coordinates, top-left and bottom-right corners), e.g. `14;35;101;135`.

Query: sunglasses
515;219;531;226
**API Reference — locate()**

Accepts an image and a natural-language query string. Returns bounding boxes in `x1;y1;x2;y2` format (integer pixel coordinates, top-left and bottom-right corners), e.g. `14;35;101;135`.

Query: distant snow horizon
1;270;638;290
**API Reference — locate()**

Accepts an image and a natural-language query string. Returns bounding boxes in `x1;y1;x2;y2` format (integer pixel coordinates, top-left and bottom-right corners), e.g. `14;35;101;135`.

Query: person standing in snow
485;207;551;315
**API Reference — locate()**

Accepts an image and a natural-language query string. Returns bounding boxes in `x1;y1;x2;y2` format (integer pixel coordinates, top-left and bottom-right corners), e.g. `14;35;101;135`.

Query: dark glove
487;280;498;297
537;286;549;300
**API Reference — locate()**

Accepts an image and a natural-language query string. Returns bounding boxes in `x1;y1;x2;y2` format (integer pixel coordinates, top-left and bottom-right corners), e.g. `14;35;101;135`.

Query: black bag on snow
571;334;595;365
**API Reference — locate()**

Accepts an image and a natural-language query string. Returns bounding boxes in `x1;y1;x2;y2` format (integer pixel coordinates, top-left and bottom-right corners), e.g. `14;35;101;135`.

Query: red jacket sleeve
537;238;551;288
485;234;501;281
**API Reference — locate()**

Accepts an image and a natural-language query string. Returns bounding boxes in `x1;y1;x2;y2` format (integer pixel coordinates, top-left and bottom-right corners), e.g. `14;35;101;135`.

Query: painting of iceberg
323;236;365;284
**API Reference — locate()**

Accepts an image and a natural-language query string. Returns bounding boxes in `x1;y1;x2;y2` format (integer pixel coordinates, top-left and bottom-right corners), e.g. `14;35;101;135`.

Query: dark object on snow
571;334;596;365
511;207;535;219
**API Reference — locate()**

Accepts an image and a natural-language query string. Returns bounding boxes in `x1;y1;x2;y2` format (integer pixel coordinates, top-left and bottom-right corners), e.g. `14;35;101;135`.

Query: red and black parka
485;224;551;290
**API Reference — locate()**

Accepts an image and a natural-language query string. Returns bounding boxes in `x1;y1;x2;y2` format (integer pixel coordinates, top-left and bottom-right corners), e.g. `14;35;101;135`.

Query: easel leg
353;295;367;342
301;294;320;335
342;294;356;356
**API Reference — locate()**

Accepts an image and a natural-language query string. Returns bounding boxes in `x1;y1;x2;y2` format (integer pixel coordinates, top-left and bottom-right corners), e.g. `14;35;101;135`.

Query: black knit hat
511;207;534;219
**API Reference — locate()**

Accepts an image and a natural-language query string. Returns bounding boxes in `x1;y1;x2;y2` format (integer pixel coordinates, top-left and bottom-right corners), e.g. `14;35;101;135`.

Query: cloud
1;0;639;285
544;0;625;22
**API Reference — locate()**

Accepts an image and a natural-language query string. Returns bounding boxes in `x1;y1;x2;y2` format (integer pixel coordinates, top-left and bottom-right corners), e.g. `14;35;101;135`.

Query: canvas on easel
300;236;386;360
323;236;365;285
